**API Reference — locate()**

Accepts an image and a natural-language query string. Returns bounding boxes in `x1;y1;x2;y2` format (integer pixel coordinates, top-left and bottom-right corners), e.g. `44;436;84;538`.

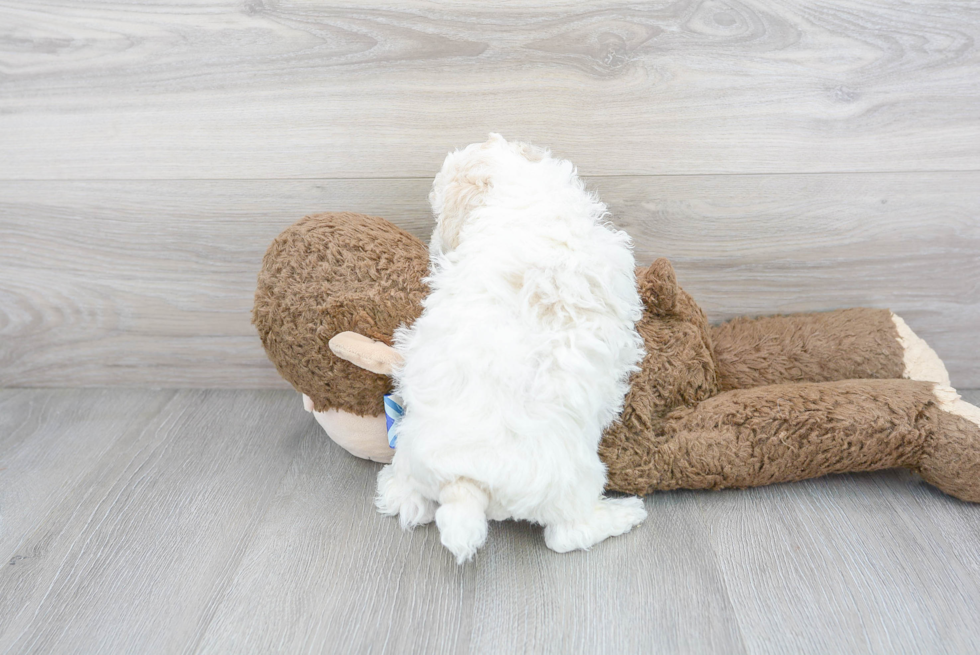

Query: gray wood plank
2;173;977;388
1;1;979;179
193;420;474;655
0;389;312;654
467;493;746;655
0;388;175;562
698;472;980;655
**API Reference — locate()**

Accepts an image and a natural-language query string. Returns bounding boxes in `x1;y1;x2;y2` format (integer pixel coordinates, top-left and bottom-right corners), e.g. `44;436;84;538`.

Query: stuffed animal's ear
328;332;404;376
639;258;678;315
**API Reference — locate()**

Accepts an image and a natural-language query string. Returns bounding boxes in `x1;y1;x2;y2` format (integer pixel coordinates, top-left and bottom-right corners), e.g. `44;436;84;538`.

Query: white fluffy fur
376;134;647;563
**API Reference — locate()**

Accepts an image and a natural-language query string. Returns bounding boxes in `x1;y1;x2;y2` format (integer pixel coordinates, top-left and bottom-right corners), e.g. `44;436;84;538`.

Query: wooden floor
2;387;980;655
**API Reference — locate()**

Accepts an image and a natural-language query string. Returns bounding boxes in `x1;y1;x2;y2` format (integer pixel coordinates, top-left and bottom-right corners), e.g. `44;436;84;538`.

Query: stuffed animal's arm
328;332;404;375
709;308;948;391
601;379;980;502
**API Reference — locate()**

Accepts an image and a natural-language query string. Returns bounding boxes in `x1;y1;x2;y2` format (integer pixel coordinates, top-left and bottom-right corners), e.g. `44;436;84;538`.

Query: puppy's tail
435;478;489;564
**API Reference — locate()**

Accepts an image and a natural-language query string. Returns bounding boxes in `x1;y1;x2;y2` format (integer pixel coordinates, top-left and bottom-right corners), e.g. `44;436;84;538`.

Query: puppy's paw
544;496;647;553
435;501;488;565
435;479;490;564
599;495;648;535
375;465;435;529
398;495;436;530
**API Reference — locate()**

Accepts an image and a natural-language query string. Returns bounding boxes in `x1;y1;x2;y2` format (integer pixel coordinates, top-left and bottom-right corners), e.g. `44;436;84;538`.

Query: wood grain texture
0;179;431;388
2;173;977;388
1;1;979;179
466;492;746;655
0;388;177;636
699;473;980;654
607;172;980;388
1;389;979;654
0;389;313;654
194;416;475;655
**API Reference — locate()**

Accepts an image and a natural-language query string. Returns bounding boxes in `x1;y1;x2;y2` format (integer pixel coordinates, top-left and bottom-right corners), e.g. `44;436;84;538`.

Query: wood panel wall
2;1;978;387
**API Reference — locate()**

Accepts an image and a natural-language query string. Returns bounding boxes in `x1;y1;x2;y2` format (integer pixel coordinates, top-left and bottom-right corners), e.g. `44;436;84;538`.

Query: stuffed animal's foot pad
893;313;951;386
375;465;435;529
543;496;647;554
934;385;980;429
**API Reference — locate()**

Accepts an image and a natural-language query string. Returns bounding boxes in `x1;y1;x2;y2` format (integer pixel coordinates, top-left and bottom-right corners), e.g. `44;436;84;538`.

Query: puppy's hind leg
376;464;436;529
544;496;647;554
435;478;490;564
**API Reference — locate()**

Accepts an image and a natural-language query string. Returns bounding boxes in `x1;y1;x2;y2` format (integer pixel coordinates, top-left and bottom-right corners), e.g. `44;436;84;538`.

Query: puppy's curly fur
375;134;647;562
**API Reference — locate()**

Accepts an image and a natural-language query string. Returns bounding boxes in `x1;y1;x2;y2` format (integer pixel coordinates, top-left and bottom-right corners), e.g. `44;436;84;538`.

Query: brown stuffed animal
253;212;980;502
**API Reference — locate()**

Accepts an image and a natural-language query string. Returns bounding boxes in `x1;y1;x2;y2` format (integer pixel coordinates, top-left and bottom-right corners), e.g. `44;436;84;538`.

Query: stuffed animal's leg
919;386;980;502
711;308;949;390
603;379;980;503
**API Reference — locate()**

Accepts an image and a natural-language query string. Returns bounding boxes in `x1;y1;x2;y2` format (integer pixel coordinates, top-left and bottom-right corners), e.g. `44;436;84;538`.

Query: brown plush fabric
919;409;980;503
602;379;979;498
254;213;980;503
616;260;719;434
712;308;906;391
252;212;427;415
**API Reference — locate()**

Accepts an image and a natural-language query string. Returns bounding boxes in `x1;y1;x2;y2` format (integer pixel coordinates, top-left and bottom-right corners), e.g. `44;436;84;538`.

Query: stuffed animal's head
253;212;428;417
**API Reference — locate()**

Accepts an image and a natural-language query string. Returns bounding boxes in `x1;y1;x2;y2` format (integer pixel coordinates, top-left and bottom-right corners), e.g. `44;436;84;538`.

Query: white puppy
376;133;647;563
